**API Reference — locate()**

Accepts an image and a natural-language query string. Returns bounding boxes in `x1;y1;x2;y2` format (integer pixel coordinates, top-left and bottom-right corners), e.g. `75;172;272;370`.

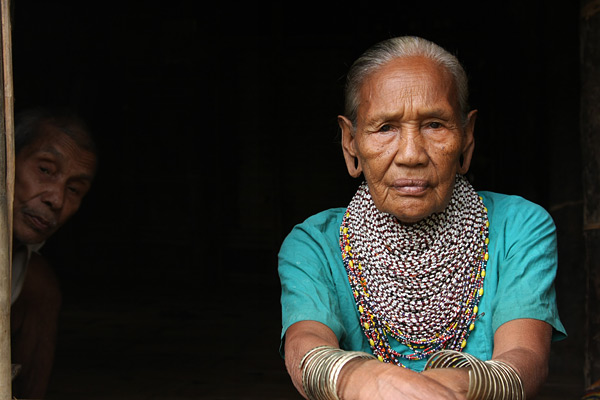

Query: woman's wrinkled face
339;56;476;223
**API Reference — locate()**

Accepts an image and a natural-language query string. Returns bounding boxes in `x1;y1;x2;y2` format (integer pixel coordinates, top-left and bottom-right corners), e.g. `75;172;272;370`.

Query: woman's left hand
421;367;469;397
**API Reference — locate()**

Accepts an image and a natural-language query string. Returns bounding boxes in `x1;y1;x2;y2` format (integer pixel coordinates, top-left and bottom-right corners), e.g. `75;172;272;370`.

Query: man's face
13;123;96;244
340;56;476;223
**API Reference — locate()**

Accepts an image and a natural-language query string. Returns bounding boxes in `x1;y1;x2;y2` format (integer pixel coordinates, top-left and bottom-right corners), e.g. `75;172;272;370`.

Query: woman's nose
393;130;428;167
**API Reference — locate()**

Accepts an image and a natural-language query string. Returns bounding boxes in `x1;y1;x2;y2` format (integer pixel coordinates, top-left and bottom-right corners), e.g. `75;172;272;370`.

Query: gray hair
343;36;470;127
15;107;97;156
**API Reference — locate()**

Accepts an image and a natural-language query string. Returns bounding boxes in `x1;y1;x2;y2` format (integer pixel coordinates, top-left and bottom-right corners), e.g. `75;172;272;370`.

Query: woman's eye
39;166;50;174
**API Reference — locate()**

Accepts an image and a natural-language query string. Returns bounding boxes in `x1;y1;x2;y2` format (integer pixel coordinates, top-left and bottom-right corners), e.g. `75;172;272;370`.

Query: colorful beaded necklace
339;174;489;366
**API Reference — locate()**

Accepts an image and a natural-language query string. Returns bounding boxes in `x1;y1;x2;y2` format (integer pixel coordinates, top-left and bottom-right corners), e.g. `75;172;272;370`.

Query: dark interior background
10;1;584;398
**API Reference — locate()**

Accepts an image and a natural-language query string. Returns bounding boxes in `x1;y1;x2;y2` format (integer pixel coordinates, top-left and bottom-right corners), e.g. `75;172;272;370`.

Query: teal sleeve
278;213;348;355
486;194;567;340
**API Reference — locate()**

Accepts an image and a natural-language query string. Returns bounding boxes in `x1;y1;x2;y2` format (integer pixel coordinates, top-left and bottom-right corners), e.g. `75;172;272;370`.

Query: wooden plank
0;0;10;398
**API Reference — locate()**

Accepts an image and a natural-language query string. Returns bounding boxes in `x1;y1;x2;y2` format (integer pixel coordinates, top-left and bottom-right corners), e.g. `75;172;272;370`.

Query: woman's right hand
338;358;467;400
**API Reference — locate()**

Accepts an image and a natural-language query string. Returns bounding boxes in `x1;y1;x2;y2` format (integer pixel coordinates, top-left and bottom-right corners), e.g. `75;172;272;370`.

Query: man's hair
14;107;97;156
343;36;470;127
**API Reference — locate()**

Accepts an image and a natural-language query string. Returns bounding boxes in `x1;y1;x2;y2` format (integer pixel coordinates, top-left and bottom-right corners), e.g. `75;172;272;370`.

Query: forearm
284;321;386;400
420;322;551;399
491;319;552;398
492;346;549;398
284;321;341;397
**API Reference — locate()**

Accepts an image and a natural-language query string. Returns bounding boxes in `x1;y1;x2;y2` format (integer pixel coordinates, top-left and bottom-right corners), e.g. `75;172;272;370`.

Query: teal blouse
278;191;567;372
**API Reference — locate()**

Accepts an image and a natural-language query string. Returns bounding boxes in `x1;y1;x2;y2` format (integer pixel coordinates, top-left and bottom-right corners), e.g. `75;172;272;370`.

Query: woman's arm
491;318;552;398
421;318;551;398
284;320;341;396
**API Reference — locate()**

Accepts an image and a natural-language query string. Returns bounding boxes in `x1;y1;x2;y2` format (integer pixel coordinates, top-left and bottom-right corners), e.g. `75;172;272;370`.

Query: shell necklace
340;174;489;366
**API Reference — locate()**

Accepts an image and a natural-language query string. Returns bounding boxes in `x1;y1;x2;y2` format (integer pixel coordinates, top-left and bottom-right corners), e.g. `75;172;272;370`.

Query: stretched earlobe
457;109;477;175
339;115;363;178
347;156;362;177
457;152;470;175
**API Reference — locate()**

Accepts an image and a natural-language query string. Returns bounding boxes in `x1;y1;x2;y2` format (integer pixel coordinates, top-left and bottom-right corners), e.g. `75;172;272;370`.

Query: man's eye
67;186;80;195
39;167;50;174
428;122;443;129
380;124;393;132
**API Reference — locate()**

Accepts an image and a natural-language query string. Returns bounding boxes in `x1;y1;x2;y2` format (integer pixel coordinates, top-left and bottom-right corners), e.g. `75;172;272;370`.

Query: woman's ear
338;115;362;178
458;110;477;174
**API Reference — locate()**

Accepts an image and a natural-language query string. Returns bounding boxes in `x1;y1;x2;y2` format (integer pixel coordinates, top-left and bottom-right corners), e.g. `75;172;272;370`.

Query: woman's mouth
392;179;429;195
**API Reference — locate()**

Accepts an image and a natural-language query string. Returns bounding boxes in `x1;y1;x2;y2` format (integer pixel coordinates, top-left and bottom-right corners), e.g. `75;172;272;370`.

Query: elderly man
279;36;565;400
10;107;97;398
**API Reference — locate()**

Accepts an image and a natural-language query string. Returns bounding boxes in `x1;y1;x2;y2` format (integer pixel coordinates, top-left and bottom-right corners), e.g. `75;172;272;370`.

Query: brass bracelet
300;345;376;400
423;350;526;400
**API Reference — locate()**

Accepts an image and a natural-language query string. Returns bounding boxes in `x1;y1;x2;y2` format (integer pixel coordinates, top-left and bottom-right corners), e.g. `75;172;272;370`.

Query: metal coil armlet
300;345;376;400
424;350;526;400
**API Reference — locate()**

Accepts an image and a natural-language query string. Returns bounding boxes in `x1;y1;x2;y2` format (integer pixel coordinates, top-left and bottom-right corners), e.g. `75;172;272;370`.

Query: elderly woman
278;36;566;400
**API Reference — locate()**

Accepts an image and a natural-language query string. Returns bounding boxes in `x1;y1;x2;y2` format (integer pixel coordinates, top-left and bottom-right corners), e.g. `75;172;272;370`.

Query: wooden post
582;0;600;389
0;0;11;398
1;0;12;222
